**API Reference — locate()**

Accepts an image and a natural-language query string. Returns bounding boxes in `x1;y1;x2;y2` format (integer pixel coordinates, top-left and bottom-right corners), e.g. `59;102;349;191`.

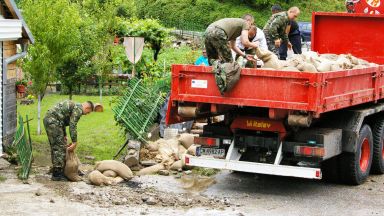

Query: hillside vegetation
135;0;345;31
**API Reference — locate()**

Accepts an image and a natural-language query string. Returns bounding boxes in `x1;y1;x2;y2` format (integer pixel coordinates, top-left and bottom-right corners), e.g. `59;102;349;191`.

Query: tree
20;0;84;134
116;18;171;61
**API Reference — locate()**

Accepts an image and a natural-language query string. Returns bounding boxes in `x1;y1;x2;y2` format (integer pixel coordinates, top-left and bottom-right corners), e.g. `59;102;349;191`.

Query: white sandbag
103;170;117;177
303;51;319;61
330;64;342;71
95;160;133;180
170;160;183;171
137;163;165;176
317;61;333;72
300;63;318;72
320;54;339;61
88;170;115;186
178;133;195;149
187;145;199;156
146;141;159;152
282;66;300;72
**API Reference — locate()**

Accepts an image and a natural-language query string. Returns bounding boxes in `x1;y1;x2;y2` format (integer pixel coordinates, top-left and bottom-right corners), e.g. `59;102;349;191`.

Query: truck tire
340;125;373;185
371;118;384;174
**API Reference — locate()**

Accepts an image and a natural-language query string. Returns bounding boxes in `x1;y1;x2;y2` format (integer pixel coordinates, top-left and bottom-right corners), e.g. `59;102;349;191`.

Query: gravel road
1;166;383;216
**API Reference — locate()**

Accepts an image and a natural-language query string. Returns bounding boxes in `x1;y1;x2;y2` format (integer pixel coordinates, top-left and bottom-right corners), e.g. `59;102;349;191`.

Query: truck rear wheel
340;125;373;185
371;118;384;174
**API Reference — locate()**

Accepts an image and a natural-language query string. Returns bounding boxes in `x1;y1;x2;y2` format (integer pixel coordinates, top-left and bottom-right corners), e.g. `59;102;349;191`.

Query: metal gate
13;115;32;180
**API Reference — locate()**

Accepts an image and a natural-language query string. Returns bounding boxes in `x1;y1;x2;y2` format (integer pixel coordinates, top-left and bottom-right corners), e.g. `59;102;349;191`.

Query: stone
158;170;170;176
0;158;10;170
145;197;158;205
140;160;158;167
184;170;192;175
35;190;42;196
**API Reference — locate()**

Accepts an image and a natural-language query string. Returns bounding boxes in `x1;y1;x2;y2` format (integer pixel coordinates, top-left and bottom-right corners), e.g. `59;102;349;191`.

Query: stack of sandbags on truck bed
88;160;134;186
255;49;378;72
138;133;198;176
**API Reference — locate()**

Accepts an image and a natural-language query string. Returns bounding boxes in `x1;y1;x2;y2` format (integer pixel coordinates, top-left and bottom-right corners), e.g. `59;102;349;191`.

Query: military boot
51;167;67;181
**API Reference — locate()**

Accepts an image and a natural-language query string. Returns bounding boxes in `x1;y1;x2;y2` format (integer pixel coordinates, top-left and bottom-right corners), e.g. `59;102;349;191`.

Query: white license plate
201;148;225;158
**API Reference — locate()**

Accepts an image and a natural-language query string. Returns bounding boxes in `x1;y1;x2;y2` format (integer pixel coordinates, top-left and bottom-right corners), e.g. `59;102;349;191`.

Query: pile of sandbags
255;48;378;72
138;133;199;176
88;160;134;186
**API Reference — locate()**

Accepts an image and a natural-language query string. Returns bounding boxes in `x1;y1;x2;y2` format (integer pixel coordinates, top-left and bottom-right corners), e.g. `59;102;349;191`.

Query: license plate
200;148;225;158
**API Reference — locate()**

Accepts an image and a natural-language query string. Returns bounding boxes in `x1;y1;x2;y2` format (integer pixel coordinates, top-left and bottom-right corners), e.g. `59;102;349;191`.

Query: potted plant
15;79;28;93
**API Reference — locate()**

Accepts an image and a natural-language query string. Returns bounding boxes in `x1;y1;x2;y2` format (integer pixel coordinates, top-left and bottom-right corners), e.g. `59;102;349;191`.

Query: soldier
263;7;300;58
204;16;259;66
43;100;94;181
205;16;259;94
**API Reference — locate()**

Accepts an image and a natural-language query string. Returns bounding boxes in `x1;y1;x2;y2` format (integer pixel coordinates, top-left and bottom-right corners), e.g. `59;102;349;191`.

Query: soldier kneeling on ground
43;100;94;181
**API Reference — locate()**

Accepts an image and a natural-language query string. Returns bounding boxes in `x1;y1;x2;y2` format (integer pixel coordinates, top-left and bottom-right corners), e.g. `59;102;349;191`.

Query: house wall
0;41;3;154
2;40;17;147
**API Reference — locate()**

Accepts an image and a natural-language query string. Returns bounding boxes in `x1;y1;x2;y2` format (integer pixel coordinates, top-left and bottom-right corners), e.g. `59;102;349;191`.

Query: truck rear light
194;137;219;147
185;156;190;165
294;146;325;158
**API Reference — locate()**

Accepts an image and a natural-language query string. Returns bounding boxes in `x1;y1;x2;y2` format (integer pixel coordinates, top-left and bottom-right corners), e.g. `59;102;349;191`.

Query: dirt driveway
1;165;383;216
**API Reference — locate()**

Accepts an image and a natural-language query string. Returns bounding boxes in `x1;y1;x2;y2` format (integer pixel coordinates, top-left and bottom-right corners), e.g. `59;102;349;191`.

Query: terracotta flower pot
16;85;26;93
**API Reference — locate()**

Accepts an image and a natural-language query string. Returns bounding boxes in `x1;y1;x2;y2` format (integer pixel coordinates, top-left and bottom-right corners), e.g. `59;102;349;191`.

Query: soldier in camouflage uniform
204;16;259;94
43;100;94;181
263;7;300;58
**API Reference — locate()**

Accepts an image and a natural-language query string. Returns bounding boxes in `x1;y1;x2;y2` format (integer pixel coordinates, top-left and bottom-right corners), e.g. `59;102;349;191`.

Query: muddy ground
1;162;384;216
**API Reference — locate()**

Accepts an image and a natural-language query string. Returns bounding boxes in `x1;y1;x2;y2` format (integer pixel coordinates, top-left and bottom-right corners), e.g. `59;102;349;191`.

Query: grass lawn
17;94;125;166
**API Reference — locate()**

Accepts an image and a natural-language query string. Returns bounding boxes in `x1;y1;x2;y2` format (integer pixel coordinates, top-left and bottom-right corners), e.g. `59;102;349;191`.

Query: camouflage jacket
263;12;290;42
45;100;83;142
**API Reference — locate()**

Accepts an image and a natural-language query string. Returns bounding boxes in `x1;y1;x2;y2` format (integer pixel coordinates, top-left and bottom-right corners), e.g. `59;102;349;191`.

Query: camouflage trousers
205;26;241;95
43;115;66;170
265;34;280;59
204;26;233;65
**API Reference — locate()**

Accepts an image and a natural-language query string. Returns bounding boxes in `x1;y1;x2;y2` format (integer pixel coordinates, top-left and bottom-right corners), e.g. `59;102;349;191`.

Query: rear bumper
185;156;322;179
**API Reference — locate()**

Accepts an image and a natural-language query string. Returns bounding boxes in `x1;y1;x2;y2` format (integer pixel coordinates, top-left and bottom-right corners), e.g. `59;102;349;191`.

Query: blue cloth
195;56;209;66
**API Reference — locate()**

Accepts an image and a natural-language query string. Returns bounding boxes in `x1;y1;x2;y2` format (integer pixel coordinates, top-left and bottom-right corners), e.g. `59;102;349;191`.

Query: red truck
166;12;384;185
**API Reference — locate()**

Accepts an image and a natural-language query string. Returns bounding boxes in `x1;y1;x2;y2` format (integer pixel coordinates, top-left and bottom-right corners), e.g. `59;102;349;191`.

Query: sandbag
178;133;195;149
113;176;125;184
178;145;187;157
103;170;117;178
297;62;318;72
303;51;319;61
282;66;300;72
88;170;115;186
158;139;179;157
255;47;273;62
353;65;366;69
316;61;333;72
330;64;342;71
95;160;133;180
170;160;183;171
260;51;283;70
137;163;165;176
320;54;339;61
64;150;81;182
187;145;199;156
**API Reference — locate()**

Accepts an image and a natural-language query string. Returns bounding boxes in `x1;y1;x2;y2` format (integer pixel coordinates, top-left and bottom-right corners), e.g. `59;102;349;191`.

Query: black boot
51;168;67;181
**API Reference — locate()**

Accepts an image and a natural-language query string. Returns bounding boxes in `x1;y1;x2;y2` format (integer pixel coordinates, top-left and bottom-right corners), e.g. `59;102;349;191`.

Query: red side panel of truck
166;12;384;125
